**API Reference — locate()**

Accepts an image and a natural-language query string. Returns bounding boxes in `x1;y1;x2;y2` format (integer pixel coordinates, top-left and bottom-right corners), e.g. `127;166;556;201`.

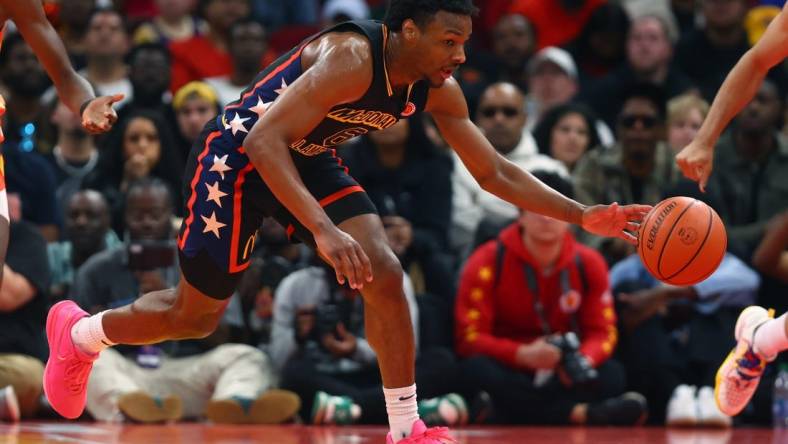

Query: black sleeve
7;221;51;295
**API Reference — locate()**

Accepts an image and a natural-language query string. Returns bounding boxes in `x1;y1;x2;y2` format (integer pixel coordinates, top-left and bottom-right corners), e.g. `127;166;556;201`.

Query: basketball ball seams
656;199;698;278
664;202;713;281
671;213;727;286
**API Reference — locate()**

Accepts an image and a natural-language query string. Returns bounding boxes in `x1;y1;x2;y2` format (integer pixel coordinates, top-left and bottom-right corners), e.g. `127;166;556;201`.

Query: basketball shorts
177;119;376;299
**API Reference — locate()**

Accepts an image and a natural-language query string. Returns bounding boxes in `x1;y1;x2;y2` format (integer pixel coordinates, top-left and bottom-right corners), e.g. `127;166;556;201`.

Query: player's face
123;117;162;167
412;11;472;87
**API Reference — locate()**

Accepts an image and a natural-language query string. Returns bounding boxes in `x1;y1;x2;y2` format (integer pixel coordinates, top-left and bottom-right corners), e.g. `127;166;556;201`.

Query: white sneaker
697;386;731;427
715;306;775;416
666;384;698;426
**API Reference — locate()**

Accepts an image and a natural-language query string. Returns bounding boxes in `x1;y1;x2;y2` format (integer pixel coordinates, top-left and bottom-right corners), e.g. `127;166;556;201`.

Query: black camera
546;332;599;388
313;302;343;340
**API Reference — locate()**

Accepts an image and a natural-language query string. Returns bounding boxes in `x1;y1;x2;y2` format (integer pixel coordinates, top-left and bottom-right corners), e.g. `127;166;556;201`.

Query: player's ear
401;19;419;43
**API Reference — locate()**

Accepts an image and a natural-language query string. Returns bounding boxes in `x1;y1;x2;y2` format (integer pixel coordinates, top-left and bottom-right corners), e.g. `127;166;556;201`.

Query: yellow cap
173;81;219;111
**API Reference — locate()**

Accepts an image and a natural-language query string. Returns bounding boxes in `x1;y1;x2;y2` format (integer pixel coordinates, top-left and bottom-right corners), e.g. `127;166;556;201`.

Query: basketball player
44;1;650;441
676;2;788;418
0;1;121;284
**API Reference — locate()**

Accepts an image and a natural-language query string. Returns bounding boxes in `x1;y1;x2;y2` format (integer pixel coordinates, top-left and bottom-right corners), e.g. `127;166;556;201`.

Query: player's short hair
384;0;478;31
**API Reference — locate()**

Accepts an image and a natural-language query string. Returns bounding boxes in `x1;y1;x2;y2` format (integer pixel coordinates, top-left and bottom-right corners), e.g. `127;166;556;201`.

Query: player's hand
81;94;123;134
582;203;652;246
314;225;373;290
676;140;714;192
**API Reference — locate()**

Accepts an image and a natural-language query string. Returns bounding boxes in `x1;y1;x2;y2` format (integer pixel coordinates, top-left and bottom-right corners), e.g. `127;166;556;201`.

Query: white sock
71;310;115;355
753;313;788;360
384;384;419;442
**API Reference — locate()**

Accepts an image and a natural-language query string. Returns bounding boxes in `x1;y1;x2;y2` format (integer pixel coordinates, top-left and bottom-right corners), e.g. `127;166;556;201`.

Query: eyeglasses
479;106;520;119
619;115;658;129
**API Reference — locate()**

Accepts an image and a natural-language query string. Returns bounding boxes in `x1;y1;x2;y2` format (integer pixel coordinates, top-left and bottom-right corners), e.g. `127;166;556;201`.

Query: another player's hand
81;94;123;134
582;203;652;245
314;224;373;290
676;140;714;192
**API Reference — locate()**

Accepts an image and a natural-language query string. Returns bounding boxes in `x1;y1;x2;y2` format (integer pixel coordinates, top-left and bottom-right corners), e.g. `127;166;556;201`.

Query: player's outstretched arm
5;0;121;133
677;3;788;190
427;78;651;244
244;34;374;289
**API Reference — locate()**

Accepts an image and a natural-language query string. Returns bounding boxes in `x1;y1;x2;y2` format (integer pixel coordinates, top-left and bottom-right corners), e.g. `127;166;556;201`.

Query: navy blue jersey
217;20;431;159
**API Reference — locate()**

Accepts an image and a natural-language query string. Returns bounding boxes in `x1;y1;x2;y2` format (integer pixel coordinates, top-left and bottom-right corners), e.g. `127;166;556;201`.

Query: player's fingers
110;94;125;103
699;169;709;193
338;252;357;289
619;230;639;246
354;242;373;283
626;221;640;233
346;245;365;290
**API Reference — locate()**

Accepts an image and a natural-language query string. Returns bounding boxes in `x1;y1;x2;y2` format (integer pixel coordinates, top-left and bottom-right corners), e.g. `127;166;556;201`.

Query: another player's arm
678;3;788;188
244;34;373;289
4;0;120;133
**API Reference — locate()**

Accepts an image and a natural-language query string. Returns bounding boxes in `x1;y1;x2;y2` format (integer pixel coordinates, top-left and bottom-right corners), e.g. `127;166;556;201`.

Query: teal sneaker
418;393;468;427
311;391;361;425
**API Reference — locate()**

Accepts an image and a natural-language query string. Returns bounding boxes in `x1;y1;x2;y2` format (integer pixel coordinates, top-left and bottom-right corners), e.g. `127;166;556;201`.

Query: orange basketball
638;196;727;286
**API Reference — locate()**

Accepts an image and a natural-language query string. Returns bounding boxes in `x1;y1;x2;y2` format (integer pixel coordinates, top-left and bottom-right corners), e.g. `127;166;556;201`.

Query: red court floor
0;423;782;444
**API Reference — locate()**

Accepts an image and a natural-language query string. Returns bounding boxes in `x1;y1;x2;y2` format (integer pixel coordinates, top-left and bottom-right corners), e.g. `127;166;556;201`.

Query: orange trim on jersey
225;45;306;110
228;157;257;273
381;24;393;97
319;185;364;207
178;131;221;250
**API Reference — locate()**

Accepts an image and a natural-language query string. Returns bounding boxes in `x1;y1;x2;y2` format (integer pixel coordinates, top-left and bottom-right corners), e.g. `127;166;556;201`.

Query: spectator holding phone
71;178;298;424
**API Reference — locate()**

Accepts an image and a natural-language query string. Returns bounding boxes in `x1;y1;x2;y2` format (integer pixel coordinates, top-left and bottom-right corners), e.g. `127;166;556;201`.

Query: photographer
72;178;298;424
455;171;647;425
272;260;466;427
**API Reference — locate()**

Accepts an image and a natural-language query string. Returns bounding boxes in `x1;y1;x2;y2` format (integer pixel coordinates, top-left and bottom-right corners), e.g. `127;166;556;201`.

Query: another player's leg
337;214;453;443
43;278;228;419
716;306;788;415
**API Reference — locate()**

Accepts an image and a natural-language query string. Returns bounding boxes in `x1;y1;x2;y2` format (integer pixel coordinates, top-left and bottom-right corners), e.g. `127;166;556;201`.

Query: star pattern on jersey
205;181;227;207
274;77;289;96
201;211;226;239
228;113;251;136
209;154;232;180
248;96;273;119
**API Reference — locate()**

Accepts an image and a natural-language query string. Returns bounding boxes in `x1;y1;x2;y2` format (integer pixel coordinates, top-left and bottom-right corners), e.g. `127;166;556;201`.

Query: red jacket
455;223;617;370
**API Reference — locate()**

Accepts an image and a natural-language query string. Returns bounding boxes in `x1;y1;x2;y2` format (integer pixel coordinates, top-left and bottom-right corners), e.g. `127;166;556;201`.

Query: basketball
638;196;727;286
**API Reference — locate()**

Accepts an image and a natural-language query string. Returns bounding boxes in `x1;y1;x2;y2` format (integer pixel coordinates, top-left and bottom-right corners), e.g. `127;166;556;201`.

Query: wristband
79;98;95;117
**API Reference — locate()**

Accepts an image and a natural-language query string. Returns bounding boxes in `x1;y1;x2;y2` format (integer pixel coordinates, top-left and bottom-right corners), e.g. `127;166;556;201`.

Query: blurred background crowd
1;0;788;430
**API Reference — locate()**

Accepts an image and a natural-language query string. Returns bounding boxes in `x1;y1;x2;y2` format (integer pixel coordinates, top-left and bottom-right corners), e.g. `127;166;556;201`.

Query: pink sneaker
386;420;456;444
43;300;98;419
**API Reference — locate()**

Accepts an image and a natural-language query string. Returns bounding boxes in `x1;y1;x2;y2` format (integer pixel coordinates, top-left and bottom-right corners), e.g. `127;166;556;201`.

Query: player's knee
167;308;222;339
368;249;404;294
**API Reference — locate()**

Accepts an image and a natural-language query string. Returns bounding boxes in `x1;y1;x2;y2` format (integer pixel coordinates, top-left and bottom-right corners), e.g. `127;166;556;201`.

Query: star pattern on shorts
201;211;226;239
209;154;232;180
227;113;251;136
249;95;272;119
274;77;289;96
205;181;227;207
